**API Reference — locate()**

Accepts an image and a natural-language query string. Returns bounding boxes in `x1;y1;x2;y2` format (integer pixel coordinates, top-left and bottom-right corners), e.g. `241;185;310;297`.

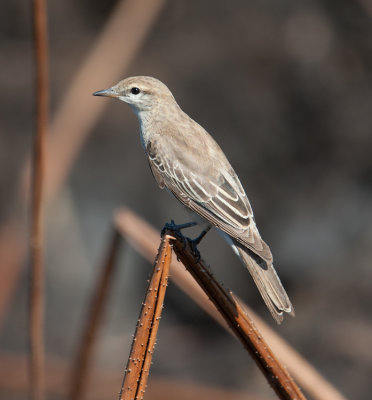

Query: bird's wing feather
147;156;165;188
148;146;273;264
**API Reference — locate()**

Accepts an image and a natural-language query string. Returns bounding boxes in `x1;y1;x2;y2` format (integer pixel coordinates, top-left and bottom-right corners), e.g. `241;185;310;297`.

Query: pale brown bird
94;76;294;323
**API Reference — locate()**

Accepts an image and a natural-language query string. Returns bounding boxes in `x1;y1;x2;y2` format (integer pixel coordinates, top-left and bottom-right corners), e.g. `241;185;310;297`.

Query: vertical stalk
69;230;122;400
30;0;49;398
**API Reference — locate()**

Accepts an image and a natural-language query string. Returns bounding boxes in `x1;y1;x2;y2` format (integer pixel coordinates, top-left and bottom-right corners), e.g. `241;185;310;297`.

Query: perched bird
94;76;294;323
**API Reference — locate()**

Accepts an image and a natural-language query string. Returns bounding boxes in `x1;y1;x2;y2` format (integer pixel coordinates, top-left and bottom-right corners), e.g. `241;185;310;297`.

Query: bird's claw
161;221;208;262
161;220;197;237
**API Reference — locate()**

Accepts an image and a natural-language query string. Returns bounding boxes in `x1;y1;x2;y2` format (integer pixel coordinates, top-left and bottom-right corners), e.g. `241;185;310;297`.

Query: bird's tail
234;241;294;324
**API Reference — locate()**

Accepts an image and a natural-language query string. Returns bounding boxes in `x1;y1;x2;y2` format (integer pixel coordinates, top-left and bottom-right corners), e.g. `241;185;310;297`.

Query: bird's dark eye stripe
131;87;140;95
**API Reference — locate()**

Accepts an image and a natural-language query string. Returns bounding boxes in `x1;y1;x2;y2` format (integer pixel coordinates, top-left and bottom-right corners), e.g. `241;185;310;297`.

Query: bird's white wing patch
147;143;272;264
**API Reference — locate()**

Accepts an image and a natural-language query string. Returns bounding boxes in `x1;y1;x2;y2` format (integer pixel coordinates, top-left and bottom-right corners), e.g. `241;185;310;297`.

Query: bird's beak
93;87;118;98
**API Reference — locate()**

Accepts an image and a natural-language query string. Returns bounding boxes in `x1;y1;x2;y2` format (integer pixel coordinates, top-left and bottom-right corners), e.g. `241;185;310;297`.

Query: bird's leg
192;226;212;245
187;225;212;262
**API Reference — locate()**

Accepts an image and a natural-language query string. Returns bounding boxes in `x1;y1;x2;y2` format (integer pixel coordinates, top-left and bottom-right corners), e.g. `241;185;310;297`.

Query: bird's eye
131;87;140;95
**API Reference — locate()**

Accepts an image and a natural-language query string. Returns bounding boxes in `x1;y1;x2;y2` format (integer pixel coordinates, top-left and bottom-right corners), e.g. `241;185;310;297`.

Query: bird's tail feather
234;242;294;324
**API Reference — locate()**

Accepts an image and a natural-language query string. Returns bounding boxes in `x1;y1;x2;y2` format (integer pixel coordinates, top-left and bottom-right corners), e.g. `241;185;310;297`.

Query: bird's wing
148;147;273;264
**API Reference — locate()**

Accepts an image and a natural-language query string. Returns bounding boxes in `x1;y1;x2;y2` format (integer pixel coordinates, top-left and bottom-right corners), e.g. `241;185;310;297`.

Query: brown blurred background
1;0;372;399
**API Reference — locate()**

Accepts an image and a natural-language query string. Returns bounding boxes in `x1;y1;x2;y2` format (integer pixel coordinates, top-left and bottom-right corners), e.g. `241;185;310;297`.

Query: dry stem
164;228;305;400
119;234;172;400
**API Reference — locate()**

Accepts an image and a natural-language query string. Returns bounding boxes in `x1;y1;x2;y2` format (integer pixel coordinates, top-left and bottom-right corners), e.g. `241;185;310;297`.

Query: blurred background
1;0;372;399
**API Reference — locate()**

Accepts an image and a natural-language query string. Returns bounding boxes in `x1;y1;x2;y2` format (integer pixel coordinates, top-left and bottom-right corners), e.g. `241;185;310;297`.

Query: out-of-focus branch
69;230;122;400
43;0;167;200
119;235;172;400
356;0;372;19
30;0;49;398
0;0;166;330
0;352;268;400
114;208;348;400
0;220;27;326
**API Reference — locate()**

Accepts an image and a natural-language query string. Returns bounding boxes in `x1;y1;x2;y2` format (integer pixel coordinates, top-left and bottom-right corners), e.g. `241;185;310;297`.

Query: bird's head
93;76;176;113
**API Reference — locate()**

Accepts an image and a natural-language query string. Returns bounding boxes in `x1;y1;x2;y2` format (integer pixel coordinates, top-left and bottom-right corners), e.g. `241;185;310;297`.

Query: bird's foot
161;220;197;237
162;221;211;262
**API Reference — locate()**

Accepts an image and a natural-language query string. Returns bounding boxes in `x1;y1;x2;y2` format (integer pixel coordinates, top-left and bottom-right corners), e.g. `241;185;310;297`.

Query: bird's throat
136;110;152;151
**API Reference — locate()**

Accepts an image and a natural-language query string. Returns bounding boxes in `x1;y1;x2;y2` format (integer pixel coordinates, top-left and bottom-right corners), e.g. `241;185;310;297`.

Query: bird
93;76;294;323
